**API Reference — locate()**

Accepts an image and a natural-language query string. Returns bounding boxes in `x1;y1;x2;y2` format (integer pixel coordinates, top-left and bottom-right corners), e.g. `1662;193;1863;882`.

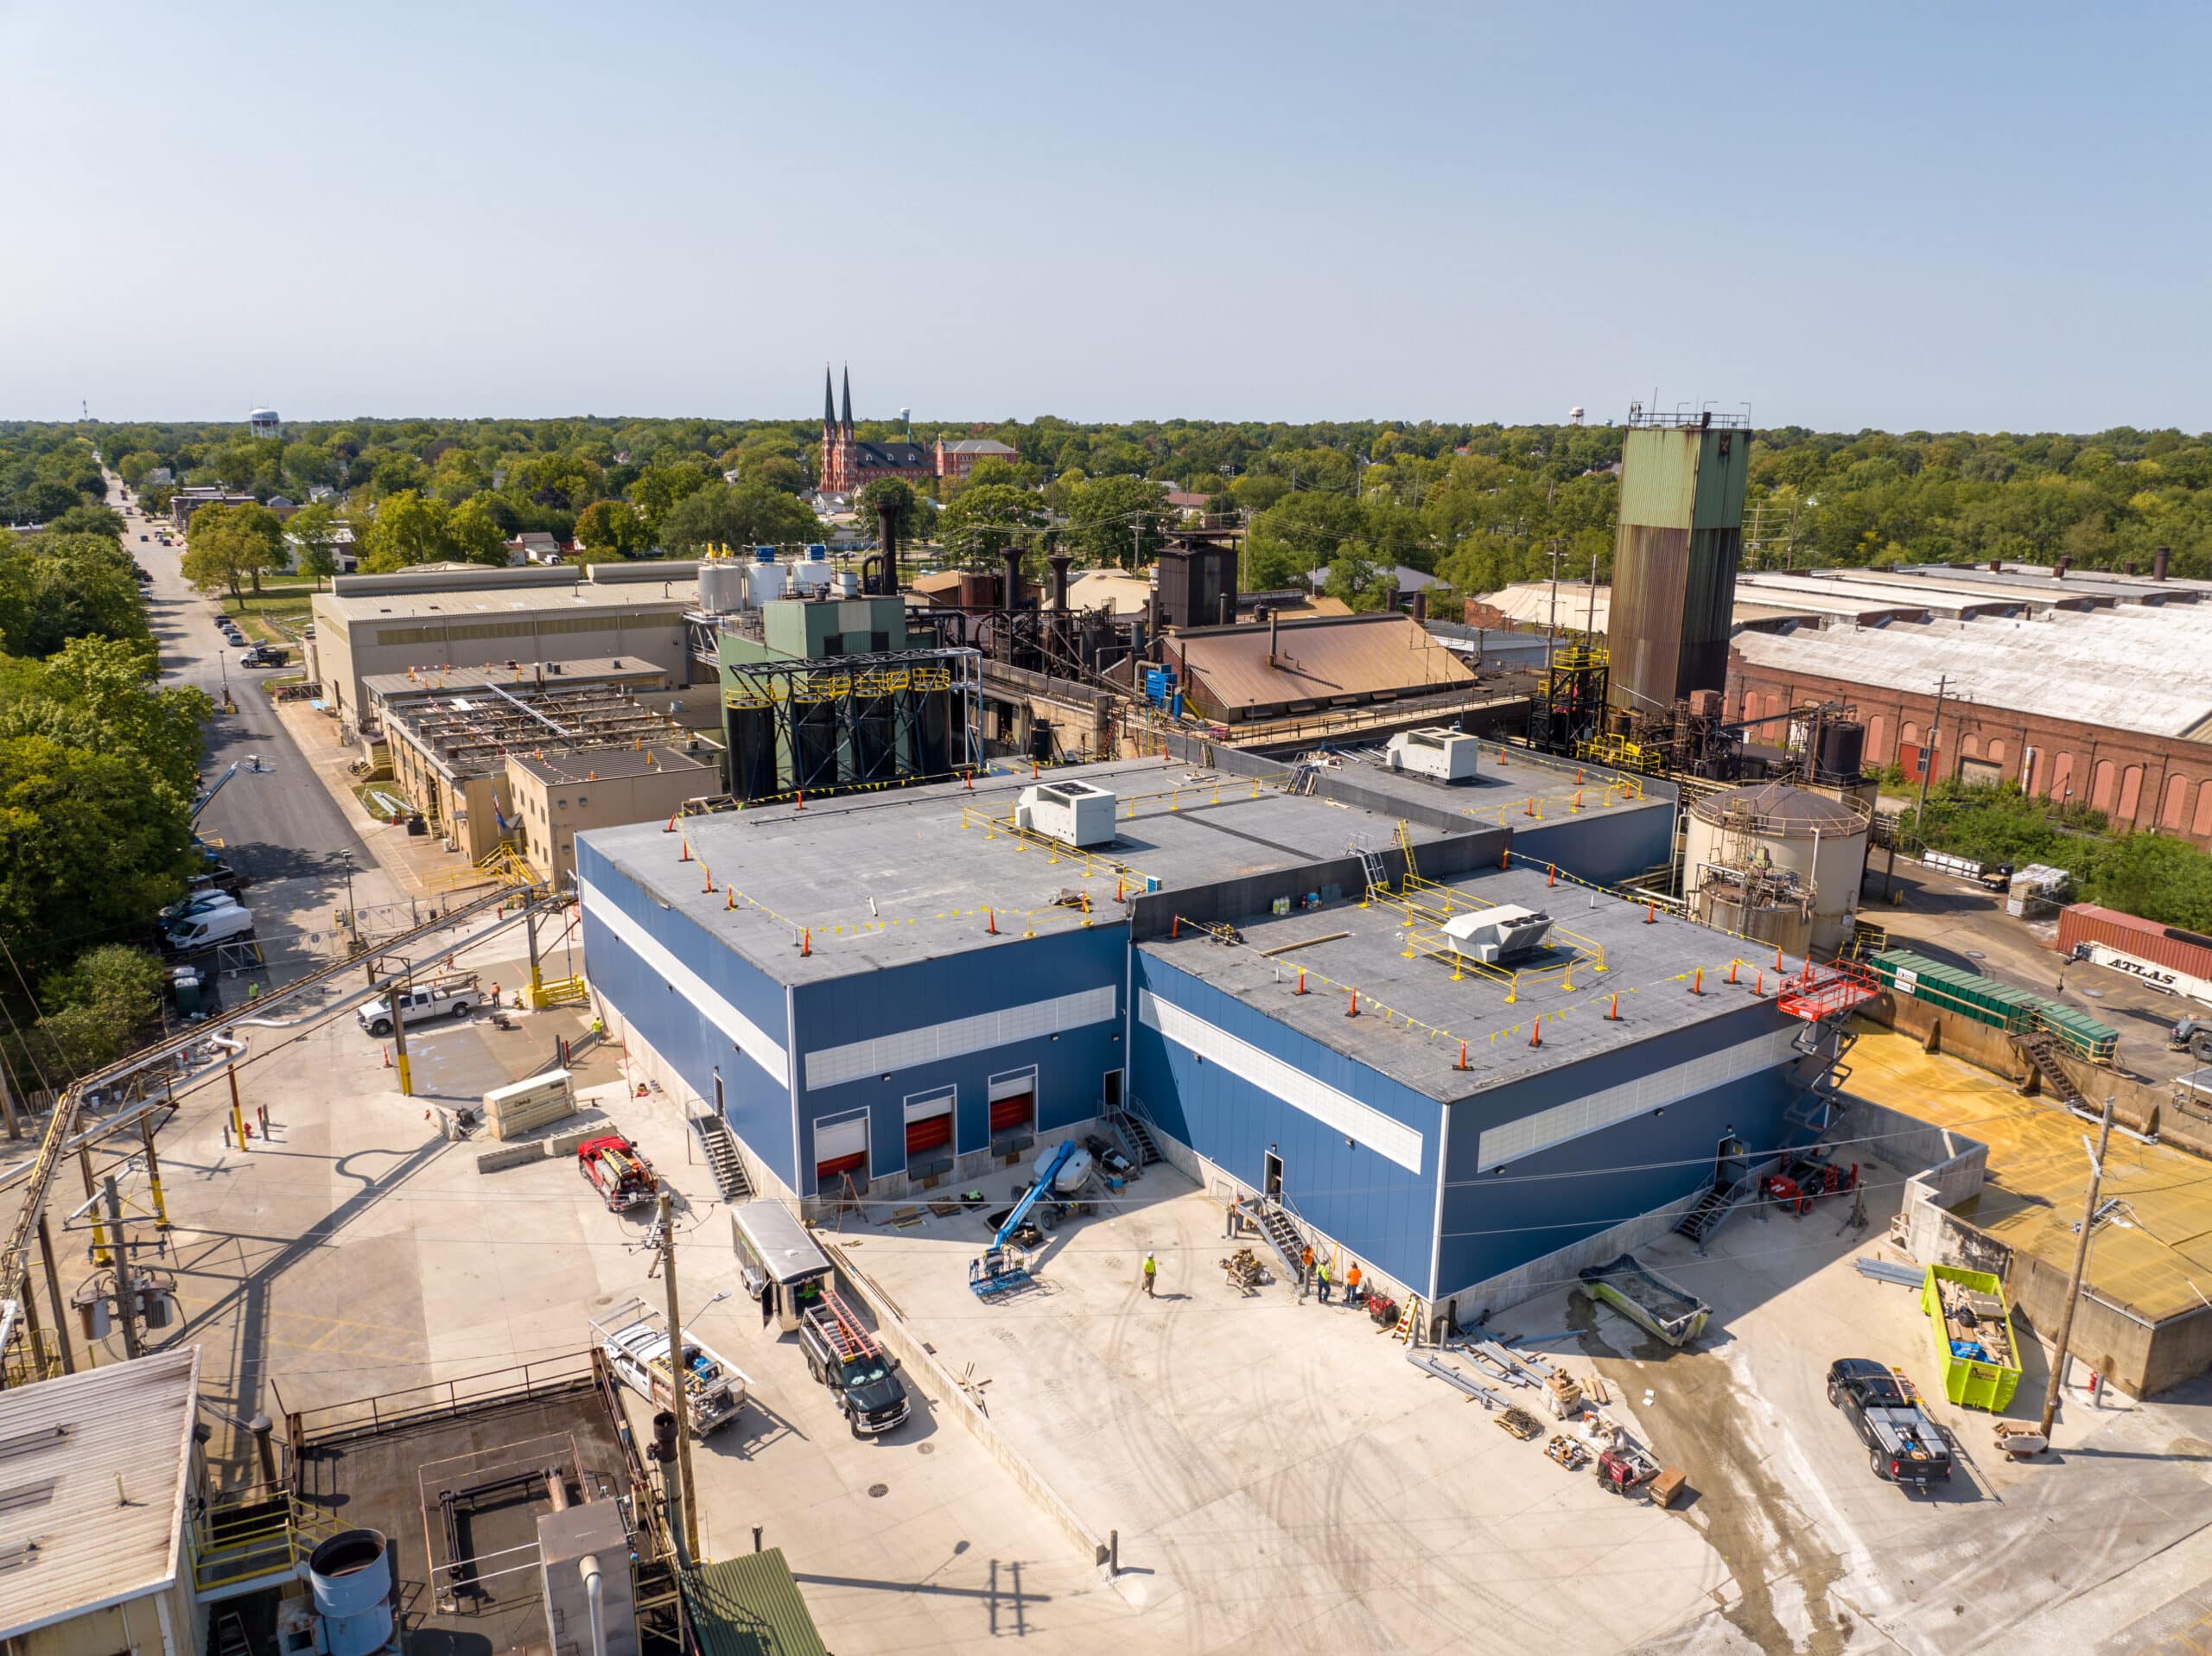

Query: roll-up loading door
905;1091;954;1157
988;1070;1035;1134
815;1113;868;1183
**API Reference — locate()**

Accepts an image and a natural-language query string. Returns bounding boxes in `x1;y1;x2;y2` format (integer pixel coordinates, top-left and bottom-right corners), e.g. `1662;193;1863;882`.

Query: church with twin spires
817;365;933;493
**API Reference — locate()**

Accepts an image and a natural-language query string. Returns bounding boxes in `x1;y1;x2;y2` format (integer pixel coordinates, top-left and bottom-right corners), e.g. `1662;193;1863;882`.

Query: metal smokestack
2154;545;2171;581
1001;547;1024;612
1047;550;1072;612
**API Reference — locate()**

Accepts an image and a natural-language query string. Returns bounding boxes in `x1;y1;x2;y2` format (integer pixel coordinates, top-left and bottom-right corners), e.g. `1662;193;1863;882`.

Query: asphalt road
111;482;373;971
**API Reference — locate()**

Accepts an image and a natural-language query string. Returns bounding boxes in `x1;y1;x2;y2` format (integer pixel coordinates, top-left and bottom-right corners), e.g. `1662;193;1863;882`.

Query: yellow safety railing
191;1489;343;1598
528;974;590;1009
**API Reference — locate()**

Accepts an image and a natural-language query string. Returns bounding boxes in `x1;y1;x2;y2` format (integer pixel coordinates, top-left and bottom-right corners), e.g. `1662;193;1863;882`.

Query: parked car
356;980;482;1036
798;1288;911;1437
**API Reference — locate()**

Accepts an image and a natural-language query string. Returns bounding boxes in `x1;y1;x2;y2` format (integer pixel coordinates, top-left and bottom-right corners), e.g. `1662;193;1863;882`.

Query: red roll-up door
906;1112;952;1156
815;1114;868;1183
989;1092;1033;1133
817;1151;866;1180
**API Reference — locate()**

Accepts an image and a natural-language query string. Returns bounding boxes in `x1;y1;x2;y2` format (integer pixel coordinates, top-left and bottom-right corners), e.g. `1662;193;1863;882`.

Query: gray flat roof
316;581;696;626
1141;864;1802;1102
580;758;1471;986
364;657;675;702
513;744;715;784
1285;735;1678;833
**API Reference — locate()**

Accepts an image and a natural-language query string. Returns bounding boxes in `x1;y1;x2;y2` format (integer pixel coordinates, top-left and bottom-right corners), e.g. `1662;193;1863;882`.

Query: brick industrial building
1724;564;2212;847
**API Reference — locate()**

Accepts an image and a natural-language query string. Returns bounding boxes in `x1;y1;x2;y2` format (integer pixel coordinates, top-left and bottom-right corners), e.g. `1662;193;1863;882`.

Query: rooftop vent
1015;781;1117;848
1441;904;1554;964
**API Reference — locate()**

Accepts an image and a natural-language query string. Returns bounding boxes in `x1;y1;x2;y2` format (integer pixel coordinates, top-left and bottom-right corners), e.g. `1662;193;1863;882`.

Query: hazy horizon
6;1;2206;432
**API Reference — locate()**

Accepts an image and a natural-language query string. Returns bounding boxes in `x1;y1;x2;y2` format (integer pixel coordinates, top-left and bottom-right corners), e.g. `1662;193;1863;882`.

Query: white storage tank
696;558;747;613
1684;780;1871;955
1386;726;1480;783
789;542;833;596
1014;781;1117;848
747;546;785;606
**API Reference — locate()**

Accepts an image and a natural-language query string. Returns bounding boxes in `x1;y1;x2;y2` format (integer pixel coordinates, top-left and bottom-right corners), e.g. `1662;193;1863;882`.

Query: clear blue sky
3;1;2204;430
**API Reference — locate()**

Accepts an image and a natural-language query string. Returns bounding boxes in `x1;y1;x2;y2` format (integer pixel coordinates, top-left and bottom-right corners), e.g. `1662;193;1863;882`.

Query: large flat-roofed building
0;1348;206;1656
310;565;702;733
1728;564;2212;847
576;750;1822;1311
507;745;718;885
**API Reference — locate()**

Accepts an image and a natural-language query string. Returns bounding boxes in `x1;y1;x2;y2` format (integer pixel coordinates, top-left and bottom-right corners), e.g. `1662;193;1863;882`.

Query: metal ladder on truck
805;1286;880;1367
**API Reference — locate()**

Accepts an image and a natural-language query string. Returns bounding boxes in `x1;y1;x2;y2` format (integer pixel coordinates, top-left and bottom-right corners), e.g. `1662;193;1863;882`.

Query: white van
164;905;254;953
357;980;483;1037
161;890;238;925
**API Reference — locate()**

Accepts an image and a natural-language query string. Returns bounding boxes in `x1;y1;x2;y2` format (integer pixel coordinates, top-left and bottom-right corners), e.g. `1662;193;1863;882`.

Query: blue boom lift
969;1140;1080;1298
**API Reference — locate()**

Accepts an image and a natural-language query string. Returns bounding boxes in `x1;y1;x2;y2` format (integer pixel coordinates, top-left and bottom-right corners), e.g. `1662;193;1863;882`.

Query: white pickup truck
591;1298;748;1436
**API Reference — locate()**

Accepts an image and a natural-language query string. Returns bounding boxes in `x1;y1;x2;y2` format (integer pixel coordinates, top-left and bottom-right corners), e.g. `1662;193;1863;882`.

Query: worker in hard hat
1141;1252;1157;1297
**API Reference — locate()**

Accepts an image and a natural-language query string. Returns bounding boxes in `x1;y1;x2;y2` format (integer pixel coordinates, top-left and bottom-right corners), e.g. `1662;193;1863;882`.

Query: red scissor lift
1776;959;1878;1022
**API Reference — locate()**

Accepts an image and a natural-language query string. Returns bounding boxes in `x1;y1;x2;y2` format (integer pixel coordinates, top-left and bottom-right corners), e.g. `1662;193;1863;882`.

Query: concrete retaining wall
1444;1184;1707;1328
822;1240;1108;1568
1848;1099;1992;1191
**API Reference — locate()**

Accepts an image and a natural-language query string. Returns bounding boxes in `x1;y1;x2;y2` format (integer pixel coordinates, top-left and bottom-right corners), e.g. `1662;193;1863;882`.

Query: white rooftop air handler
1441;904;1554;964
1015;781;1117;848
747;546;785;606
1386;726;1481;784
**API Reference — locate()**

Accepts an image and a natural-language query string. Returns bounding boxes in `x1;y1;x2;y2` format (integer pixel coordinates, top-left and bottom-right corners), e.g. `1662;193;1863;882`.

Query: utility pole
0;1053;17;1140
658;1190;700;1562
389;973;413;1096
37;1215;75;1374
340;851;360;954
1885;673;1949;900
2040;1095;2115;1438
104;1177;142;1360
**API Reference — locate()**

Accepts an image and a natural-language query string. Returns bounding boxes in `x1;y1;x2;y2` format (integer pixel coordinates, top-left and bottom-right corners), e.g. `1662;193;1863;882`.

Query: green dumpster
1921;1264;2022;1412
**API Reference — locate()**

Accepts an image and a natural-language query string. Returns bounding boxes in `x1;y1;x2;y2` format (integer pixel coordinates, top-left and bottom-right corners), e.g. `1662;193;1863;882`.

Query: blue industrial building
576;752;1826;1310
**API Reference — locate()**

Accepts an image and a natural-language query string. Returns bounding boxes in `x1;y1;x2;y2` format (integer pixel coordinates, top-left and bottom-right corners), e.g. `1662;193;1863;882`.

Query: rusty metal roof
1168;612;1475;714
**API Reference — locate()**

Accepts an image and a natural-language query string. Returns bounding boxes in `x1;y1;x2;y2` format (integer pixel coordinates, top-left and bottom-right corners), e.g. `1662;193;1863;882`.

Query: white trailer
591;1298;748;1435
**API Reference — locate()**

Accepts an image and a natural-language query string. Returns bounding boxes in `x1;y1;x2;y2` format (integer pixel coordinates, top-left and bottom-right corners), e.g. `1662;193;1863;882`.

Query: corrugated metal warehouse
577;752;1824;1309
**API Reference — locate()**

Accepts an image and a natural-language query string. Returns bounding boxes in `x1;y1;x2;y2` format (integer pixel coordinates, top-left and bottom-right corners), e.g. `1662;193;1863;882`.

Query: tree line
0;486;209;1093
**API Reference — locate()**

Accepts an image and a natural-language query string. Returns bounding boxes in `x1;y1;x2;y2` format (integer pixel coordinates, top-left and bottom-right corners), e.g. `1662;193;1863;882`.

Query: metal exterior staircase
2015;1031;2088;1109
1782;1023;1858;1146
1110;1101;1163;1167
1674;1175;1754;1247
692;1114;753;1202
1251;1196;1310;1284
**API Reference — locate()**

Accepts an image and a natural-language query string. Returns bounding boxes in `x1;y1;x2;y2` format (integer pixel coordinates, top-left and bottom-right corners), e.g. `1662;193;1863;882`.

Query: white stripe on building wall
1137;990;1425;1174
580;878;789;1086
1472;1025;1804;1172
803;987;1118;1091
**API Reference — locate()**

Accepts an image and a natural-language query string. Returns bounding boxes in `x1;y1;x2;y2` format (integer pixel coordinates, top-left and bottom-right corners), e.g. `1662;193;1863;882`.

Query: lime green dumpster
1921;1264;2022;1412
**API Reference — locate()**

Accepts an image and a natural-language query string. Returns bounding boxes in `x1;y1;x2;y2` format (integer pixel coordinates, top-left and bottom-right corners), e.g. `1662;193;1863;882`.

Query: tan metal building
309;565;702;733
1162;612;1475;725
0;1348;206;1656
506;746;720;885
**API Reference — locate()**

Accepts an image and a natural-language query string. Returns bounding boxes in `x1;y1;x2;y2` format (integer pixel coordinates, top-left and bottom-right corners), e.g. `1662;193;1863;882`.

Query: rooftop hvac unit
1015;781;1117;848
1386;726;1481;783
1441;904;1554;964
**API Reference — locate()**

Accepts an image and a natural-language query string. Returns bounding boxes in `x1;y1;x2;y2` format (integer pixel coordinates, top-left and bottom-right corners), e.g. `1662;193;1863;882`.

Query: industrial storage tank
726;701;780;800
747;547;785;606
790;543;832;596
1684;780;1871;955
696;558;747;614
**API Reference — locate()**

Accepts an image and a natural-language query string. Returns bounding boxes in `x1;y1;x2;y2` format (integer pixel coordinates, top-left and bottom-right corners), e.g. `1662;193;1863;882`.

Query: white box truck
592;1298;748;1435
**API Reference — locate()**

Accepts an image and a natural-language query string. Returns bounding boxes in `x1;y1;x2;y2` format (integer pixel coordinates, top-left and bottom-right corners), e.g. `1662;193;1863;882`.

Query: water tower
249;408;281;441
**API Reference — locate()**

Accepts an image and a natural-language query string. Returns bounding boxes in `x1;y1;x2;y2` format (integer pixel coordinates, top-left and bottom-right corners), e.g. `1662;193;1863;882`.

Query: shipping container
1921;1264;2021;1412
2059;904;2212;989
1871;950;2118;1061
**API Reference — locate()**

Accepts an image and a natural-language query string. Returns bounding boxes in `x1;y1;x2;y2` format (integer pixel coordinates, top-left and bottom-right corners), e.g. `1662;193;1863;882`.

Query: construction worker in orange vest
1345;1262;1363;1308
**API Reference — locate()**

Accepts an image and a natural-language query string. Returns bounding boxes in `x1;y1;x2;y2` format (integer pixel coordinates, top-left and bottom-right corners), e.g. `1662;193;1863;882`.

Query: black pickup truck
1827;1358;1953;1488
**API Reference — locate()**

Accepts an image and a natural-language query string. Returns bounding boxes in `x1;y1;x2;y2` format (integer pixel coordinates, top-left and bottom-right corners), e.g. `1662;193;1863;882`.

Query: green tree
630;460;717;530
181;502;288;600
1245;492;1364;589
938;484;1040;568
359;491;456;572
0;637;210;796
1067;475;1167;568
0;532;149;657
113;451;161;488
449;495;510;566
574;499;651;557
658;483;820;557
30;944;167;1075
285;502;343;587
45;504;124;542
0;733;195;972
